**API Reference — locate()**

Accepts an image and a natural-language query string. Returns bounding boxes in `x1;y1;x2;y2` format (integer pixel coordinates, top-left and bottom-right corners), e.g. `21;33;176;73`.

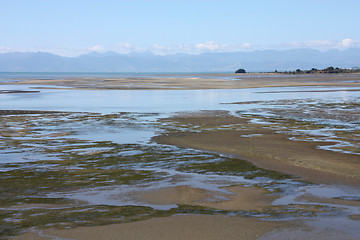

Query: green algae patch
0;205;171;238
1;167;158;194
172;204;231;215
260;204;342;219
349;214;360;221
0;197;74;208
18;205;165;229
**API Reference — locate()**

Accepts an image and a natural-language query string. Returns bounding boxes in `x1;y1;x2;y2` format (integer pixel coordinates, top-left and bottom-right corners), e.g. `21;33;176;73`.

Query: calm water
1;84;358;114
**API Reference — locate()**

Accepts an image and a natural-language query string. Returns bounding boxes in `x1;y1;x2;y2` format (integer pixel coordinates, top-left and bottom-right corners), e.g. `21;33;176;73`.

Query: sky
1;0;360;56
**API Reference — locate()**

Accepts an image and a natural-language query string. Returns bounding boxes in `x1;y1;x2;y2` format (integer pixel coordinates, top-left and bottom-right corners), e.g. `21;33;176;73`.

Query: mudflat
3;73;360;239
2;73;360;90
154;110;360;185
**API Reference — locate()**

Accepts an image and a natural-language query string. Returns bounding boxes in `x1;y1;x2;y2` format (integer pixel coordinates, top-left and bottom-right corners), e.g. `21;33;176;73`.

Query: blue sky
1;0;360;56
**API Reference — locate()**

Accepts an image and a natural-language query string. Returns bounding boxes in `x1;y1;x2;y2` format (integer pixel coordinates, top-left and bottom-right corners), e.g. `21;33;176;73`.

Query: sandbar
154;111;360;185
2;73;360;90
138;185;277;211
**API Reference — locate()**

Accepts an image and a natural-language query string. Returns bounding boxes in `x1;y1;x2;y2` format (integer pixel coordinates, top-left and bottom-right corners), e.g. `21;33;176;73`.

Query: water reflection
1;85;359;114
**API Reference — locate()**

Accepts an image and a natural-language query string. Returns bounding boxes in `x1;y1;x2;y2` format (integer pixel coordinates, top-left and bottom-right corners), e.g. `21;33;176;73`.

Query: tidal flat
1;73;360;239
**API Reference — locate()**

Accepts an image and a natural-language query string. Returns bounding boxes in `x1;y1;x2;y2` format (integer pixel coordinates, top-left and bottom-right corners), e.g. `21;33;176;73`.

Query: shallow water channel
1;83;360;239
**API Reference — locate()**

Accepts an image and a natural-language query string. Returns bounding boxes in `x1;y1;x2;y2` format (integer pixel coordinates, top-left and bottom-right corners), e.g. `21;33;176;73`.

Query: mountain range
1;48;360;72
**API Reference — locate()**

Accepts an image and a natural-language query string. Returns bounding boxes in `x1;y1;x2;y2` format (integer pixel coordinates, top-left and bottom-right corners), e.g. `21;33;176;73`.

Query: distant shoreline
1;73;360;90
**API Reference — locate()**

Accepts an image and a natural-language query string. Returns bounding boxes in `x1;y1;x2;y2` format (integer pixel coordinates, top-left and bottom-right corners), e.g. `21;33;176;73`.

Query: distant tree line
235;68;246;73
279;66;360;74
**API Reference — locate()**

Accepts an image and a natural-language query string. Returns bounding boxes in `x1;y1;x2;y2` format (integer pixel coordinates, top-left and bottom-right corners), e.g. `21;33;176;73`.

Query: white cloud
0;46;11;53
88;45;106;52
114;43;146;54
176;41;254;54
177;44;193;52
3;38;360;57
84;41;254;55
195;41;222;51
338;38;360;48
274;39;360;50
238;43;253;50
152;43;165;50
151;44;174;55
115;43;132;53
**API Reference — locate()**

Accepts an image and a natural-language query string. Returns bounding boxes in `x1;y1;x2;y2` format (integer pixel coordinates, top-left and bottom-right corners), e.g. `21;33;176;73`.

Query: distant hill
1;48;360;72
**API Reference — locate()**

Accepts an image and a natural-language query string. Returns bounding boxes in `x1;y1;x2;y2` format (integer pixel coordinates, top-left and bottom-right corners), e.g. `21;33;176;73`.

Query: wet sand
13;215;294;240
139;185;277;211
2;73;360;90
154;111;360;185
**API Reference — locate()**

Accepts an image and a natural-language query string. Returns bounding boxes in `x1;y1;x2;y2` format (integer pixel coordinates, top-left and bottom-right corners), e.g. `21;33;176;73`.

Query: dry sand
13;215;293;240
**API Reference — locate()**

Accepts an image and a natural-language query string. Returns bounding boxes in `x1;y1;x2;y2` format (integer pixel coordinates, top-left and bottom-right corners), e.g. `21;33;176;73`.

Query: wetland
0;73;360;239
